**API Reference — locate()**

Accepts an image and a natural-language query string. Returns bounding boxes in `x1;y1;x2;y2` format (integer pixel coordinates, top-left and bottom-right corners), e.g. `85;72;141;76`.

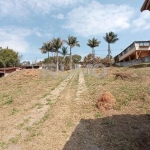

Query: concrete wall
115;56;150;67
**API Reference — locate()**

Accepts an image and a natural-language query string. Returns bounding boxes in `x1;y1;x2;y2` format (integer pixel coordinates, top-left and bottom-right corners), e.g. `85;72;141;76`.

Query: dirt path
75;69;87;100
19;69;80;150
3;68;95;150
1;70;77;147
18;68;97;150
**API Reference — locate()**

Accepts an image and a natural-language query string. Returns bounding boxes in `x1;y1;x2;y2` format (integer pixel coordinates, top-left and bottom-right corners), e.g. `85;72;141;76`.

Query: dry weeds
0;67;150;150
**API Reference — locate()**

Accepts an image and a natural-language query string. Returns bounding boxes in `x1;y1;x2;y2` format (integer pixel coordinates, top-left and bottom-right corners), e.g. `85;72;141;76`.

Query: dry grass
82;66;150;150
0;67;150;150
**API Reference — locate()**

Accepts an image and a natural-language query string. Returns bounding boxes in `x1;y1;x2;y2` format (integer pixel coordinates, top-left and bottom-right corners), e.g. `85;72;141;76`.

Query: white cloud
63;1;134;37
132;11;150;32
0;0;85;18
0;27;32;53
53;13;65;20
0;26;52;53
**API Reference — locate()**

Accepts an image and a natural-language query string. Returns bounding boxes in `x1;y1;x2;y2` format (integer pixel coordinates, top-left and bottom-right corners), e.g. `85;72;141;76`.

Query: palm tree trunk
56;51;58;72
92;47;95;64
108;43;111;58
48;51;49;59
70;47;72;70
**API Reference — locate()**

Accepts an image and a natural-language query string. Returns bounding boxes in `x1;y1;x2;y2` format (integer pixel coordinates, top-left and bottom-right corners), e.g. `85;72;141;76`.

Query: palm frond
65;35;80;48
103;31;119;44
60;46;68;57
87;37;100;48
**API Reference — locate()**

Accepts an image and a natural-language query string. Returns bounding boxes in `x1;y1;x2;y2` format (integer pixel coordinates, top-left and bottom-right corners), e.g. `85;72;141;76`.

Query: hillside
0;67;150;150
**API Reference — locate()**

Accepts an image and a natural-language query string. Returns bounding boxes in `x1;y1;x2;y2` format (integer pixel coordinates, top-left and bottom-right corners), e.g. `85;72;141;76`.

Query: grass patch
35;103;43;109
46;98;51;105
65;118;74;127
102;118;115;126
9;133;21;144
3;97;13;105
10;108;19;115
42;93;49;98
94;112;102;118
34;112;49;126
0;141;7;149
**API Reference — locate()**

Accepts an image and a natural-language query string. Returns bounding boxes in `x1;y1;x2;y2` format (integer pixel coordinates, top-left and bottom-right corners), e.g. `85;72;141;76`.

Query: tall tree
40;41;54;59
0;48;21;68
63;36;80;69
60;46;68;58
87;38;100;61
72;54;82;64
51;38;63;71
103;31;119;58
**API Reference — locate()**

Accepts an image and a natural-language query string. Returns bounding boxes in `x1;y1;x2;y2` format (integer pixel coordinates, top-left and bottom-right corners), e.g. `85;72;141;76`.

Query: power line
22;49;123;61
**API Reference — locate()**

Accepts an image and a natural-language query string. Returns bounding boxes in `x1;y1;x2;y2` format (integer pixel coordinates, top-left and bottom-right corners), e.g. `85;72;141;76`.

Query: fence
115;56;150;67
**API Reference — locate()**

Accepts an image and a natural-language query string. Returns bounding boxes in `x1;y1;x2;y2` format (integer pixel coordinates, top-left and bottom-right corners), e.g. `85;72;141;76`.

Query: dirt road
2;69;94;150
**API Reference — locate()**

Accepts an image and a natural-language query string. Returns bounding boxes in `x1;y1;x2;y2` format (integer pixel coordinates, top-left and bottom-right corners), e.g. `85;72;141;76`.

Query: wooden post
129;56;131;61
135;51;138;59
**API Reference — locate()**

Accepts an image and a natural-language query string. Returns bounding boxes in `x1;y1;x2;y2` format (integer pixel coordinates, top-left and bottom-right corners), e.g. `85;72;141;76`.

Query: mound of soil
97;92;116;110
114;72;138;80
115;72;131;79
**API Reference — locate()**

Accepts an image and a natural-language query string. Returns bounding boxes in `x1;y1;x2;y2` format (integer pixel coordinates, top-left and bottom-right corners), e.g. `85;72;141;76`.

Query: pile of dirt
114;72;138;79
97;92;116;110
115;72;131;79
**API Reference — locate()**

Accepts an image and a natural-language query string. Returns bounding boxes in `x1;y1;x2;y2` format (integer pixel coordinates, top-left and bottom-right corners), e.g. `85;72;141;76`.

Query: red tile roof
0;67;19;71
141;0;150;12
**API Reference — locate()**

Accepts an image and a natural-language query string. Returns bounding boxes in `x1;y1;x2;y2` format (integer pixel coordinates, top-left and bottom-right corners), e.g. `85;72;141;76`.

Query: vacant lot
0;67;150;150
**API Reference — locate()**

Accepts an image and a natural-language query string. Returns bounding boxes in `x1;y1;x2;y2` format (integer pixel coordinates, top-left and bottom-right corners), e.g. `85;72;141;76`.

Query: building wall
115;56;150;67
115;41;150;63
0;73;4;77
138;51;150;58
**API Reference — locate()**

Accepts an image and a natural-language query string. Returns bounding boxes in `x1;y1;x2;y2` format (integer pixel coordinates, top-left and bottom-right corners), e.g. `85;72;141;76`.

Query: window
136;42;150;46
143;42;149;46
139;42;144;46
124;49;128;54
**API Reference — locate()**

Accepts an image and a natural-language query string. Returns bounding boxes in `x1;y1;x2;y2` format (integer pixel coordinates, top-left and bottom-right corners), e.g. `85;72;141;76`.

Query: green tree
43;57;53;64
63;36;80;69
87;38;100;61
64;56;70;65
0;49;21;68
103;31;119;58
40;41;55;59
22;61;30;66
72;54;82;64
51;38;63;71
83;53;93;64
60;46;68;58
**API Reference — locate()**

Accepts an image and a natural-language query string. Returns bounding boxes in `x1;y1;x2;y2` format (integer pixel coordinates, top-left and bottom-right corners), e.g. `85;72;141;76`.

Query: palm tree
51;38;63;71
60;46;68;58
40;41;54;59
103;31;119;58
87;38;100;61
63;36;80;69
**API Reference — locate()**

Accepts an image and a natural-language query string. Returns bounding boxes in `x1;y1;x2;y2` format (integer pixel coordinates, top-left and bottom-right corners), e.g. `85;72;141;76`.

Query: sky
0;0;150;63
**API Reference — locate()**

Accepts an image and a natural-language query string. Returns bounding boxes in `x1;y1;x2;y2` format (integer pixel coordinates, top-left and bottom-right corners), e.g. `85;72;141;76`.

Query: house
141;0;150;12
21;65;40;69
0;71;4;77
114;41;150;63
0;67;20;73
0;67;20;77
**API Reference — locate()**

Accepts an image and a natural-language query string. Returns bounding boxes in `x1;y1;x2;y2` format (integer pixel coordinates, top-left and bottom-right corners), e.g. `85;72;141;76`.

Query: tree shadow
63;114;150;150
